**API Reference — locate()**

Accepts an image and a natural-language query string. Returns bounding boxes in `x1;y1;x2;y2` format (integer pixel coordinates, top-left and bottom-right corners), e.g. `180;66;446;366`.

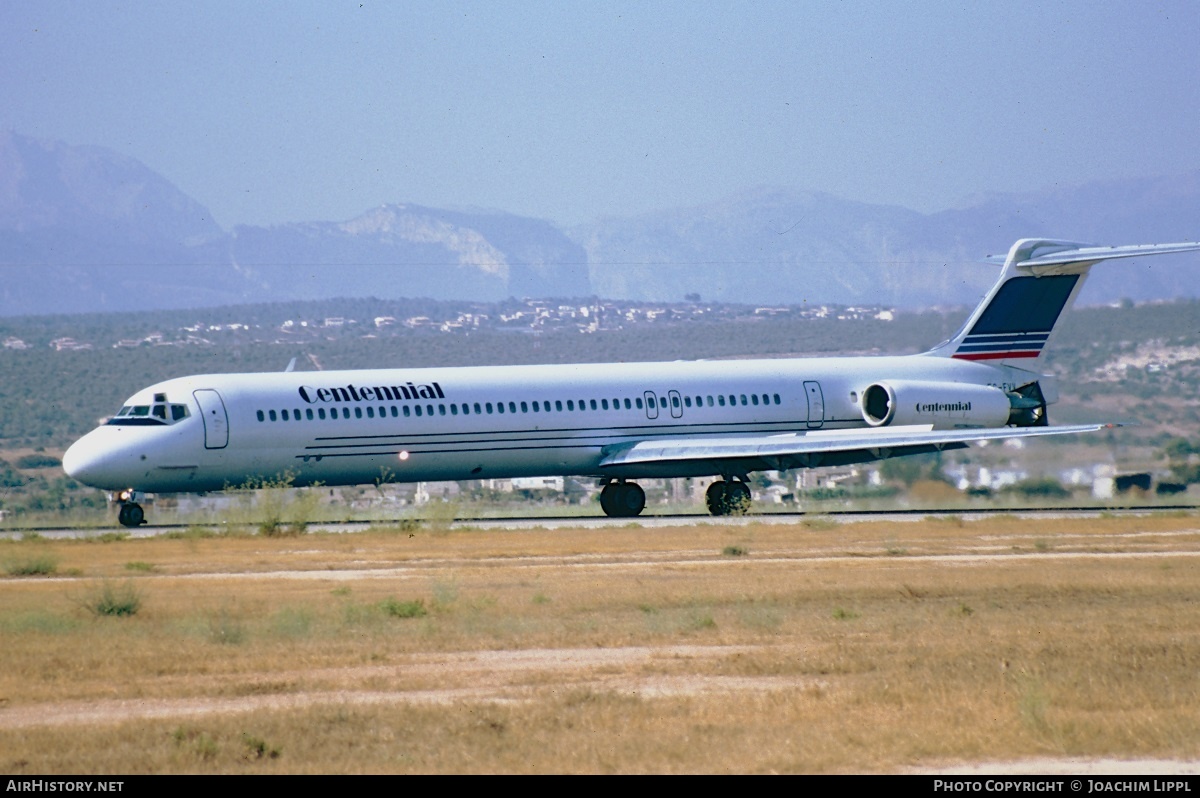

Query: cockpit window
107;400;191;426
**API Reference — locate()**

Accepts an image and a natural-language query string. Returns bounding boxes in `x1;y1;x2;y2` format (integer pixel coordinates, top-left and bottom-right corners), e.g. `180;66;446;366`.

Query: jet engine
860;380;1013;429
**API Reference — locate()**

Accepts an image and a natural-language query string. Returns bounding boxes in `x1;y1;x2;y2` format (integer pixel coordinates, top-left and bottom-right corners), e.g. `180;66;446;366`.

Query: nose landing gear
117;502;145;527
599;480;646;518
114;490;146;527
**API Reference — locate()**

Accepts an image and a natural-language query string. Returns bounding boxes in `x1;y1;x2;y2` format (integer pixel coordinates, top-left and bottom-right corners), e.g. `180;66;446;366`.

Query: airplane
62;238;1200;527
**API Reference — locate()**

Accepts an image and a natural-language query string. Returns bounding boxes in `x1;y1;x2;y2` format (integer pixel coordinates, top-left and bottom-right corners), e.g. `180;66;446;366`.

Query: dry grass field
1;512;1199;774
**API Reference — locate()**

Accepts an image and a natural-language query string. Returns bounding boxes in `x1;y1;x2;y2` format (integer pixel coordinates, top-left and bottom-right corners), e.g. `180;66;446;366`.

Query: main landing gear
705;479;752;516
599;480;646;518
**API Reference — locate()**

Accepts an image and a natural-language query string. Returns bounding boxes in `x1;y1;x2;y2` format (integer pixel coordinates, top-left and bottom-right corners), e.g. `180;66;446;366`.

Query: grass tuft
379;597;428;619
84;580;142;617
4;553;58;576
722;545;749;557
242;733;282;760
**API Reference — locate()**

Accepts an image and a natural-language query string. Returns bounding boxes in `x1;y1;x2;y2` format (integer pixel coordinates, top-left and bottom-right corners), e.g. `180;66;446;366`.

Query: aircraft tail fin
926;239;1200;366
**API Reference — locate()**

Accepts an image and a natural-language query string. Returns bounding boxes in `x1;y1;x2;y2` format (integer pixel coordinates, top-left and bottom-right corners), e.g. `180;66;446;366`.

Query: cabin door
193;389;230;449
804;381;825;429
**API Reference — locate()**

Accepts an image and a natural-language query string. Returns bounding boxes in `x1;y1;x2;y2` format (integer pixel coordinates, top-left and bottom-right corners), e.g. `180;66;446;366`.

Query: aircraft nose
63;433;114;488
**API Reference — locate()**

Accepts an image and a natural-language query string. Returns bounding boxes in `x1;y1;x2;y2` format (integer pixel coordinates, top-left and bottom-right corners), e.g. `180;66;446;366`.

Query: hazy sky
3;1;1198;230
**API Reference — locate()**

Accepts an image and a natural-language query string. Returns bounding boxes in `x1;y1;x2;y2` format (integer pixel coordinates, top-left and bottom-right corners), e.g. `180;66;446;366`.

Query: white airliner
63;238;1200;527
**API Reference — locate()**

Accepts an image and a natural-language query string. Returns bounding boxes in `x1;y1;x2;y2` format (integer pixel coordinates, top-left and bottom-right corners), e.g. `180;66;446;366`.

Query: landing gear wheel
600;482;645;517
600;484;617;516
117;503;144;528
706;481;730;515
615;483;645;517
727;481;751;515
706;481;752;516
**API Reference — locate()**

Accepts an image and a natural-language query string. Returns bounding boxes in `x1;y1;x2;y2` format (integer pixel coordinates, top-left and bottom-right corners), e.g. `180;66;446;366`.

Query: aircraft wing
598;423;1118;472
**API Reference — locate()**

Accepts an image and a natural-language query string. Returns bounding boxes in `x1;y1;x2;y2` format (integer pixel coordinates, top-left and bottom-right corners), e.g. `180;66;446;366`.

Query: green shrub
15;454;61;469
379;597;427;618
86;581;142;617
4;553;58;576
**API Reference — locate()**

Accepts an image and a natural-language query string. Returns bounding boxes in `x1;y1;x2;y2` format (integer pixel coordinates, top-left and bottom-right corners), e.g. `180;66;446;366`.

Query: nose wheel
117;502;145;527
599;481;646;517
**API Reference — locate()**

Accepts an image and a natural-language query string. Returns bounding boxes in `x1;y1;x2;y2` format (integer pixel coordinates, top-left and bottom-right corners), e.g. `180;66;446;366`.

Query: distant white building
512;476;564;492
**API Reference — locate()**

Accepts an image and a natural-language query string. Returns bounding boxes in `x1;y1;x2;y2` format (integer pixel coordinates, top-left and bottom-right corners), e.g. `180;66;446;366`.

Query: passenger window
257;410;265;422
684;397;692;408
354;408;362;419
269;410;277;421
415;405;423;417
624;398;632;409
439;405;446;416
706;396;714;407
672;395;680;408
729;395;737;406
307;409;314;420
486;403;494;414
556;400;563;411
474;403;482;414
498;402;505;413
281;409;289;421
532;401;540;412
601;399;609;410
367;407;375;418
590;399;597;410
521;401;528;413
461;403;469;415
567;400;574;411
509;402;517;413
391;406;398;417
718;396;726;406
342;408;350;419
403;406;411;417
636;398;643;409
751;395;759;406
318;408;327;420
450;404;458;415
774;394;781;404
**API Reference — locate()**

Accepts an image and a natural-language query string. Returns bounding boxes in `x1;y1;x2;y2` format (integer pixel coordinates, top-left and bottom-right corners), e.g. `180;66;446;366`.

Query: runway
5;504;1196;539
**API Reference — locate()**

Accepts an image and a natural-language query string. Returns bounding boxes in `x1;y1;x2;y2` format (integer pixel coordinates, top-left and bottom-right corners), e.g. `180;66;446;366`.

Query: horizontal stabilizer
1002;240;1200;276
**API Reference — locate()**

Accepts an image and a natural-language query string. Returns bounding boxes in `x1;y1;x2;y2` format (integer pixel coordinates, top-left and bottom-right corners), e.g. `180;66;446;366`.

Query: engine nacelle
860;380;1012;429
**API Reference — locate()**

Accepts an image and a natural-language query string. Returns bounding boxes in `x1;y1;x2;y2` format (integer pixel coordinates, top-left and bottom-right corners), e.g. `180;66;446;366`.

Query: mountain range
2;130;1197;316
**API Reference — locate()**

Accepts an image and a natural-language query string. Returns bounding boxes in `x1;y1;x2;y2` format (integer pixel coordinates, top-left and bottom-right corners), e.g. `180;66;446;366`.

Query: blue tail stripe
967;274;1080;336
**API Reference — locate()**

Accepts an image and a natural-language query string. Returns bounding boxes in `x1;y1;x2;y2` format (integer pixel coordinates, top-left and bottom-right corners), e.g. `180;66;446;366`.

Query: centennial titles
298;381;445;405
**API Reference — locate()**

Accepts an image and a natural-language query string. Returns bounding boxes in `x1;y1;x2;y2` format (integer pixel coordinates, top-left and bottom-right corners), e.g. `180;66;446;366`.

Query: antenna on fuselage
285;357;297;373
